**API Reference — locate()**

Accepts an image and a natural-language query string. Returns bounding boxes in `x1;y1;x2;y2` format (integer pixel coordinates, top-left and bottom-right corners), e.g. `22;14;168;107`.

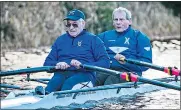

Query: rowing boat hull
1;78;180;109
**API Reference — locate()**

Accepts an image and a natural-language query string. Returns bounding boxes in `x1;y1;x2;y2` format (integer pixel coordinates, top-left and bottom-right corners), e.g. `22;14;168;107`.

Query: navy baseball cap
64;9;85;21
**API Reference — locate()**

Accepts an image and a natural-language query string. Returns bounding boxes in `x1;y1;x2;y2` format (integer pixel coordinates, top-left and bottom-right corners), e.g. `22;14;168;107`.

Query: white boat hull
1;78;180;109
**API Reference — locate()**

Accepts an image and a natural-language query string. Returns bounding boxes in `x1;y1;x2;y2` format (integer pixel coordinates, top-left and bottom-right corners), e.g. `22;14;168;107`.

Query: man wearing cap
43;9;110;94
95;7;152;86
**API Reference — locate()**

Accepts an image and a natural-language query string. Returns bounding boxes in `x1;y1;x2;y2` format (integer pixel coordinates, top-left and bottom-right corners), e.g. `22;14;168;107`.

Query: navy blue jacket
98;26;152;76
44;29;110;77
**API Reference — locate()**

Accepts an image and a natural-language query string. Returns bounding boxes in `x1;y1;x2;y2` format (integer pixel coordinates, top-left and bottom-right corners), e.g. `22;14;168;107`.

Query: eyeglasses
66;23;78;28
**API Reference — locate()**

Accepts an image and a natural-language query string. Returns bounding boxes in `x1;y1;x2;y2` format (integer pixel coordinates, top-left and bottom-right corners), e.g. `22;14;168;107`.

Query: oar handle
119;57;126;63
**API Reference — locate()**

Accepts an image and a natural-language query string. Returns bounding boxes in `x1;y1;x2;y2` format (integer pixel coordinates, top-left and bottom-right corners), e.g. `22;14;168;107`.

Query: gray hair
112;7;132;20
79;18;85;22
78;18;85;29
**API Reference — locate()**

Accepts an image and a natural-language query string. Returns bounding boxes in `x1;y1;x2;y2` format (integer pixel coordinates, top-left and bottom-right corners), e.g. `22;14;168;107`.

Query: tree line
1;2;180;49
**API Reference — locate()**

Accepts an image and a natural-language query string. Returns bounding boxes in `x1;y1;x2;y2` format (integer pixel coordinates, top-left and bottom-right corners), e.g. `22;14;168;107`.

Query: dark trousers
45;72;95;93
95;70;141;86
95;71;127;86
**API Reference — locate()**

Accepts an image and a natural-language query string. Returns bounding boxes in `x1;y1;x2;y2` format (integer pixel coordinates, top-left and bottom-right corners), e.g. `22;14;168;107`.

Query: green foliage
161;2;181;16
94;2;114;34
0;22;16;42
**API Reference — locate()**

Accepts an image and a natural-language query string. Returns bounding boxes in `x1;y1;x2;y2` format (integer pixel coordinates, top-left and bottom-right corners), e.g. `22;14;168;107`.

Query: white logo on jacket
109;47;128;54
144;47;150;51
78;41;82;47
124;37;130;45
108;40;116;42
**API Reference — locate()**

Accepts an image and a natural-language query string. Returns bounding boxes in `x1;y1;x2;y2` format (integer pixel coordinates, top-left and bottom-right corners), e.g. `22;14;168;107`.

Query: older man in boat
43;9;110;94
96;7;152;86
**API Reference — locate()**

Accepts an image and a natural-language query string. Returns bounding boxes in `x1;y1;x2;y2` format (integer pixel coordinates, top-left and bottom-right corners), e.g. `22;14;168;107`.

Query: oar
0;89;10;94
80;64;181;91
0;66;56;77
1;64;180;91
119;58;180;76
0;84;21;89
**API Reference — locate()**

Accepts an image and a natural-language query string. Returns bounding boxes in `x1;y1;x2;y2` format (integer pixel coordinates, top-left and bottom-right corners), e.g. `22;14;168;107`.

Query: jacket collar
115;26;131;35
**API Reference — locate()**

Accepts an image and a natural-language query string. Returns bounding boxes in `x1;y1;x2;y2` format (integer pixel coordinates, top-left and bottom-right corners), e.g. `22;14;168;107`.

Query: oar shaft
0;89;10;93
124;59;180;76
80;64;120;76
125;59;164;71
0;84;21;89
138;77;180;91
0;66;56;77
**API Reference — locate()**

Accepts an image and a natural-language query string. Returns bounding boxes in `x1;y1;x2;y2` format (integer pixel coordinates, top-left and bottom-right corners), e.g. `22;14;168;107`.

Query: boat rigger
1;77;180;109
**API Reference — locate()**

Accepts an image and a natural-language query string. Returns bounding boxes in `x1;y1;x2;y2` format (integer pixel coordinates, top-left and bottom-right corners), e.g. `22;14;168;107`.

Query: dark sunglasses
66;23;78;28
